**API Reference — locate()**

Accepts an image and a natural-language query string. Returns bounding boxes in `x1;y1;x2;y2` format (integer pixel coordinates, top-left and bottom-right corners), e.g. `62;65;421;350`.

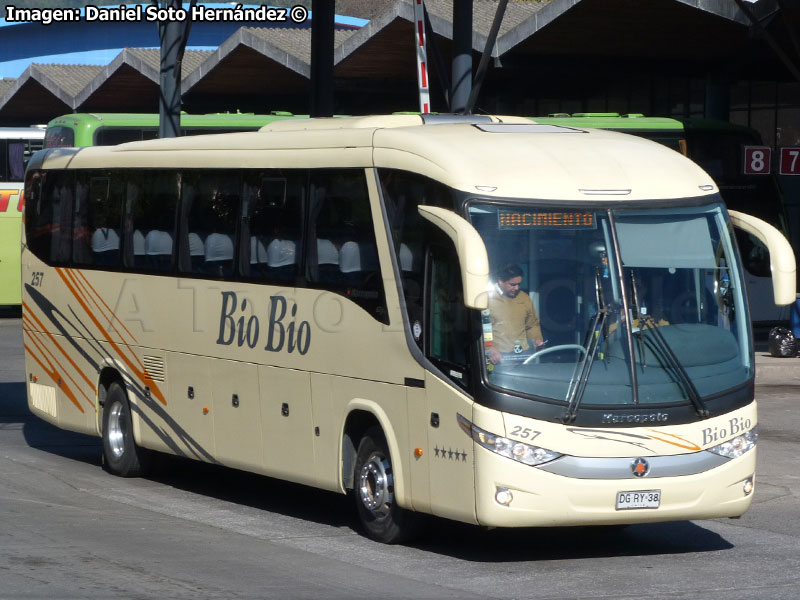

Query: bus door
422;242;478;524
379;170;478;522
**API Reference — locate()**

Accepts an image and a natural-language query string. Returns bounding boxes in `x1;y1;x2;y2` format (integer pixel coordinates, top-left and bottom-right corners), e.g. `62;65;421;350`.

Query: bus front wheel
102;382;150;477
354;428;419;544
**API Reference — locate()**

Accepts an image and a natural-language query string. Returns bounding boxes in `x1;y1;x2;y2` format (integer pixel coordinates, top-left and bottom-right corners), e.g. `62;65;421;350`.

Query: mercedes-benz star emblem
631;457;650;477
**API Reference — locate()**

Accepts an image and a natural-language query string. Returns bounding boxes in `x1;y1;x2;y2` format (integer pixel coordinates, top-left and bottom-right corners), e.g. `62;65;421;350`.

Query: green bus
531;113;791;327
44;112;302;148
0;126;45;308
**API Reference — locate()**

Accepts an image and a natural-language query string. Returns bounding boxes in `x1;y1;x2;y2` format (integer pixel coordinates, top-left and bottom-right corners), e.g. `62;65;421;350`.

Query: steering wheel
522;344;588;365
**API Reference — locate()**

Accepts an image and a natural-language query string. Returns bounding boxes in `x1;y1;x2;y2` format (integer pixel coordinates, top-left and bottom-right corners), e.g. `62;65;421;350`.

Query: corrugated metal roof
28;64;104;97
123;48;215;80
244;26;359;65
0;78;16;100
418;0;546;39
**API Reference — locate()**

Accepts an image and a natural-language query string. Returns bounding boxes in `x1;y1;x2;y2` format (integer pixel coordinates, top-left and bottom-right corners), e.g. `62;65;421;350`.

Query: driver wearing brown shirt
487;263;544;365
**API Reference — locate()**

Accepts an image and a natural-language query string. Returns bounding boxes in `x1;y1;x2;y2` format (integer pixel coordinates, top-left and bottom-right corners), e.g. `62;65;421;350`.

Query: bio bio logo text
216;291;311;355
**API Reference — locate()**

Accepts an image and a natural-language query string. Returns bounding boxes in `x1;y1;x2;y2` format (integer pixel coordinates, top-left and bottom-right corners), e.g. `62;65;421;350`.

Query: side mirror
729;210;796;305
418;206;489;309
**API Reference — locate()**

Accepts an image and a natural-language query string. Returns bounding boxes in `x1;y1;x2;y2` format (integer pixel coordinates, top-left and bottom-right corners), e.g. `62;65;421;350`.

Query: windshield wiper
629;272;710;419
563;268;607;423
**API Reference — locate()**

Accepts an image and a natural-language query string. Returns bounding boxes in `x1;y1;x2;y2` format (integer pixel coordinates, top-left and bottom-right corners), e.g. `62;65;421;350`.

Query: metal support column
466;0;507;114
310;0;335;117
734;0;800;82
157;0;193;138
451;0;473;113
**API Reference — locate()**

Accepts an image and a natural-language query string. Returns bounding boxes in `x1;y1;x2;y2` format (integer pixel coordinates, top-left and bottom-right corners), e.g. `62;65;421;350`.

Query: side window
735;229;771;278
95;128;146;146
0;140;7;180
6;141;22;181
379;169;456;347
123;171;178;273
25;170;73;265
179;170;241;278
427;245;471;389
309;169;387;323
241;169;305;283
73;172;123;267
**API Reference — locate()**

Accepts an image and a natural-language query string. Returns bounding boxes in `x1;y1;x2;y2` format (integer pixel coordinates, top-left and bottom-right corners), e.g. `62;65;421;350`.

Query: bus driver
486;263;545;365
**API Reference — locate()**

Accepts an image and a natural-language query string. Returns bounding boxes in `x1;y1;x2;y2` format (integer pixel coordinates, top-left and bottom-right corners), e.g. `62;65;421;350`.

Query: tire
354;427;420;544
102;382;150;477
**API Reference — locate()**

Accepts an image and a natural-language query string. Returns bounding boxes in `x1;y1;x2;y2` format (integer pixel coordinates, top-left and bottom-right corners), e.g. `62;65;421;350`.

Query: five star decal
433;445;468;462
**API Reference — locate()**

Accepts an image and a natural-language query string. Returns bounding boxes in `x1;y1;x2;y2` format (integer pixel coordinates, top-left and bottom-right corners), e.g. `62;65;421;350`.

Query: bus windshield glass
44;126;74;148
468;201;752;408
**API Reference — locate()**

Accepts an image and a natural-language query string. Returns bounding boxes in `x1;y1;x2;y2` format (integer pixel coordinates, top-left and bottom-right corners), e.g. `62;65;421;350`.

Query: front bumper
474;442;756;528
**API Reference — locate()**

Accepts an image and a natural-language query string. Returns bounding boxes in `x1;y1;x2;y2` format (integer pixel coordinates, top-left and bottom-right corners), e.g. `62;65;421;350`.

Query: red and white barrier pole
413;0;431;114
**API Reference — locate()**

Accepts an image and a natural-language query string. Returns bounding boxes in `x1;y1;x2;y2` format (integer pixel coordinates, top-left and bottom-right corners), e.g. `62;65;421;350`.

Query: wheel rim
358;452;393;520
107;401;126;460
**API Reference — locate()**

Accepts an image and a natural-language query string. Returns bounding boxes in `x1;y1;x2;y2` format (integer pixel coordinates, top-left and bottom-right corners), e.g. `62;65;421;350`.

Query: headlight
707;426;757;459
457;414;561;466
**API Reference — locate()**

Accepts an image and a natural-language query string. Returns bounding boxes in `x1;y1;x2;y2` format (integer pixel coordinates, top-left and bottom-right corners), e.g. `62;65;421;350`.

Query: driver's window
427;245;471;389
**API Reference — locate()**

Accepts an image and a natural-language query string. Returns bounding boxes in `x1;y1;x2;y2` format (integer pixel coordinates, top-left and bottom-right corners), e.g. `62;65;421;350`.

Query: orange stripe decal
74;269;139;343
63;269;144;372
54;268;166;405
22;302;97;395
24;327;93;409
648;430;701;451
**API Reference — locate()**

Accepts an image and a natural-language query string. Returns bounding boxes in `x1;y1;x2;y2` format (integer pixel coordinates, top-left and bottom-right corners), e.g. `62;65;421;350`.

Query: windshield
44;126;74;149
468;201;752;409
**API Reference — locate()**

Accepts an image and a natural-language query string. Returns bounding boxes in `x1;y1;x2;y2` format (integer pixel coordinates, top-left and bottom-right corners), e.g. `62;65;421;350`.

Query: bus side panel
125;348;172;454
259;365;316;487
164;351;216;462
310;372;342;493
406;386;431;513
212;359;263;471
0;191;22;306
425;374;478;525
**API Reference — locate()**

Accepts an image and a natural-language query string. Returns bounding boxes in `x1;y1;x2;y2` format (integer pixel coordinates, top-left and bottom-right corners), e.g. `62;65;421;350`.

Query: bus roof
46;112;302;129
529;113;684;131
0;126;45;139
35;115;718;202
679;117;761;138
529;113;761;139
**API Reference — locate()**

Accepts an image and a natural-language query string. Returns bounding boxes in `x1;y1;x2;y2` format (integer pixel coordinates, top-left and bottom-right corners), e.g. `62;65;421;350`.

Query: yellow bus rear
1;127;44;307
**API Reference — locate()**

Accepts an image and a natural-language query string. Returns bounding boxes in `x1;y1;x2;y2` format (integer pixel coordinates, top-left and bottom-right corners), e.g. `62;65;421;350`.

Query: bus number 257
509;425;541;440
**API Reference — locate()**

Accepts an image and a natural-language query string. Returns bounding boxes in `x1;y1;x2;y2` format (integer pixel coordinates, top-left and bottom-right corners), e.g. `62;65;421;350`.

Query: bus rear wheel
102;382;150;477
354;427;420;544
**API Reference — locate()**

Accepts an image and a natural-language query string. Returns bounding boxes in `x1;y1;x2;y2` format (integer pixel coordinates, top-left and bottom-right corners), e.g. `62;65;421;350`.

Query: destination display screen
497;210;596;230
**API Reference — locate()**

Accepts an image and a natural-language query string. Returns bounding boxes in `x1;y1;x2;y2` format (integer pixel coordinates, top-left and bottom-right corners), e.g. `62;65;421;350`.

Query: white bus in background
22;115;794;543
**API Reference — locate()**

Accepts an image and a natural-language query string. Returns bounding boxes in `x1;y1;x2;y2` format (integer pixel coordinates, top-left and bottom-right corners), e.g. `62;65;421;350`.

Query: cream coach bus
21;115;795;543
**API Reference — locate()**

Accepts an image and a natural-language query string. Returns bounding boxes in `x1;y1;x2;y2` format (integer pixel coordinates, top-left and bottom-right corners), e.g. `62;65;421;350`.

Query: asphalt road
1;316;799;600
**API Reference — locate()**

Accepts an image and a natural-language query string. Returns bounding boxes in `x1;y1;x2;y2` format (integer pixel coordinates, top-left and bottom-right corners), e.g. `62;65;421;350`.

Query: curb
754;353;800;384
